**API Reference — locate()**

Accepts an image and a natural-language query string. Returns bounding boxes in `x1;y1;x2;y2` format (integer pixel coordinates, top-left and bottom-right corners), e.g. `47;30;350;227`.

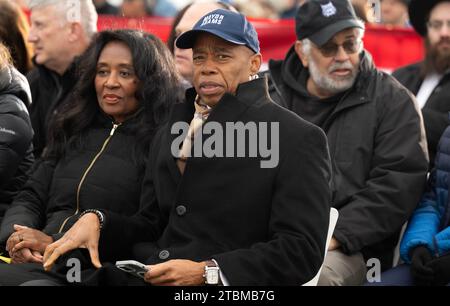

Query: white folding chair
302;207;339;286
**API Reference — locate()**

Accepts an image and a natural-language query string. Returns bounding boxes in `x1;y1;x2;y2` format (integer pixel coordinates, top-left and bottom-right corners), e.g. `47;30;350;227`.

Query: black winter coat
265;47;429;270
0;66;34;223
95;78;333;285
26;61;77;158
393;62;450;168
0;113;147;250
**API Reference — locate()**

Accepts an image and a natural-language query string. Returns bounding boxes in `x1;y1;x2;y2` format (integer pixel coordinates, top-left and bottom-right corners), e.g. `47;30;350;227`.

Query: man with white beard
264;0;429;285
393;0;450;169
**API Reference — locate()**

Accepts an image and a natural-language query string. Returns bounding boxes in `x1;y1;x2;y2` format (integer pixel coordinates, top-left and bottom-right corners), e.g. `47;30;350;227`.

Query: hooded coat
264;47;429;269
0;66;34;222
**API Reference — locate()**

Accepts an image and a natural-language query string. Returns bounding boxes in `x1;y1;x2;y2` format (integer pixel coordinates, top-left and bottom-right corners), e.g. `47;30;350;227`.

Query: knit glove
426;253;450;286
410;246;434;285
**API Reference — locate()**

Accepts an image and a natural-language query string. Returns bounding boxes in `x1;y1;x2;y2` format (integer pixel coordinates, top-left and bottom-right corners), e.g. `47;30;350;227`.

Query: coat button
159;250;170;260
176;205;187;216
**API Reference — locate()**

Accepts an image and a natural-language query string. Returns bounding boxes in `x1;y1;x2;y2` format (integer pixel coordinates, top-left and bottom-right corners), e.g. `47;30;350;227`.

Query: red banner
98;15;423;72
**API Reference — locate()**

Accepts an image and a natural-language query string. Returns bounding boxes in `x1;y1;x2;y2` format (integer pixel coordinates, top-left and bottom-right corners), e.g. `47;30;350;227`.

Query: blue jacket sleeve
400;169;444;263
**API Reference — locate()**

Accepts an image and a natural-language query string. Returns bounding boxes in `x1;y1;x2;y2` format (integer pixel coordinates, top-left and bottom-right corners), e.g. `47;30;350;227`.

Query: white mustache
329;62;353;73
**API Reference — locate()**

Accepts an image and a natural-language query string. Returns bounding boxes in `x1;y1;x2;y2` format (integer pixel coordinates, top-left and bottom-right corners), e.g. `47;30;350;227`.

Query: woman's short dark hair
46;29;182;163
167;1;238;54
0;0;33;74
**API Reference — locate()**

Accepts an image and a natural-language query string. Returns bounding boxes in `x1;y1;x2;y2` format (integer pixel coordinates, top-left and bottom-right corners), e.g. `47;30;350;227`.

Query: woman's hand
43;213;102;271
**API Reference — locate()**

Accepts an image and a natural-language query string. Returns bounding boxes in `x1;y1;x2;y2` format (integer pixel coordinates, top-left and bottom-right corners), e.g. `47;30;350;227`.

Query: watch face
206;268;219;284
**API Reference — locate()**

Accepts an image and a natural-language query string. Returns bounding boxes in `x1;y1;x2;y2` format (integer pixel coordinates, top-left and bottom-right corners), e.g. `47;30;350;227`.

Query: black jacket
0;66;34;222
265;47;429;269
26;61;78;158
393;62;450;168
96;78;332;285
0;112;147;249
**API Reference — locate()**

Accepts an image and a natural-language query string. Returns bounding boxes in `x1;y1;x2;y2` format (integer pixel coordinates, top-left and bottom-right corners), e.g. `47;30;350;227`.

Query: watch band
204;260;222;286
205;260;217;268
79;209;104;229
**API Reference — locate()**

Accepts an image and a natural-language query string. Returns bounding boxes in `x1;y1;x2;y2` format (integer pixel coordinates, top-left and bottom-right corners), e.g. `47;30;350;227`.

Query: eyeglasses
427;20;450;31
315;39;362;58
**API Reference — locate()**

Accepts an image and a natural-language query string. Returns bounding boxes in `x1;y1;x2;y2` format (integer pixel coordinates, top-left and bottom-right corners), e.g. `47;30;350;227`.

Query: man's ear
249;53;262;75
295;40;309;68
67;22;82;43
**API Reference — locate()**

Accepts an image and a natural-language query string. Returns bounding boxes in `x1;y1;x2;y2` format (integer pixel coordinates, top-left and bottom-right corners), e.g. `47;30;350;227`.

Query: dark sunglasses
315;39;362;58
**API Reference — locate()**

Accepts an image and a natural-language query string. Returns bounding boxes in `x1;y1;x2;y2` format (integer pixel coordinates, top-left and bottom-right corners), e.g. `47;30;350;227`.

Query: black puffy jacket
0;112;148;249
0;66;34;223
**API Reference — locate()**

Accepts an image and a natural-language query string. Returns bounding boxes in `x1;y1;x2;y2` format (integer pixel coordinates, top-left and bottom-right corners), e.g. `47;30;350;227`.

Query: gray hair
28;0;98;39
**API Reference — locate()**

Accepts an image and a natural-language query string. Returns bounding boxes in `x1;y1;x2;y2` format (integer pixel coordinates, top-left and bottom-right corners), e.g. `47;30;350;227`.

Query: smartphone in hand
115;260;148;279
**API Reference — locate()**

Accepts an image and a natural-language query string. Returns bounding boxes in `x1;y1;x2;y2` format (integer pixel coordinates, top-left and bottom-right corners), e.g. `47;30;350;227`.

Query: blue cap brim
176;29;249;50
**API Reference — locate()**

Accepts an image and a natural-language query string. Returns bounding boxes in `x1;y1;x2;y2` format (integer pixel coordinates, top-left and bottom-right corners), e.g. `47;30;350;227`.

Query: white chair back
302;207;339;286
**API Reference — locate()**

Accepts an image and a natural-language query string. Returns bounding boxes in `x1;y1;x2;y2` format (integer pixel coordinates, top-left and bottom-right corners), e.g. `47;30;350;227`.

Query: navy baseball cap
176;9;260;54
296;0;364;47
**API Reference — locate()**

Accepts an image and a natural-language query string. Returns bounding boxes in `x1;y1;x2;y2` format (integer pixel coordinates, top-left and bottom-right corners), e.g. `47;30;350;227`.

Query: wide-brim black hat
409;0;450;36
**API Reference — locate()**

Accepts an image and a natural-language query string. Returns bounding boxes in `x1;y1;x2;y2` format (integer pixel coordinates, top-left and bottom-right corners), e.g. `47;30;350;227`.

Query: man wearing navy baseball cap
36;9;333;286
176;8;260;54
264;0;428;285
175;9;262;107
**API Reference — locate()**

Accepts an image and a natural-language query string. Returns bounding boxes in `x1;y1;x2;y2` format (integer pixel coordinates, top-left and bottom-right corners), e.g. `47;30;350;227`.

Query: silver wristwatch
204;260;220;285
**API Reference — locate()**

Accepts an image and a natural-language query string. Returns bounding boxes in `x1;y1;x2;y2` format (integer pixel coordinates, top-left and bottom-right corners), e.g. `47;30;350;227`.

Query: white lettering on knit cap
200;14;225;27
321;2;337;17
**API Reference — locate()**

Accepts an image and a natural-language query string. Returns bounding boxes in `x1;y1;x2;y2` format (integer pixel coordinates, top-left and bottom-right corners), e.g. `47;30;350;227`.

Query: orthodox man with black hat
393;0;450;169
263;0;429;285
10;9;332;286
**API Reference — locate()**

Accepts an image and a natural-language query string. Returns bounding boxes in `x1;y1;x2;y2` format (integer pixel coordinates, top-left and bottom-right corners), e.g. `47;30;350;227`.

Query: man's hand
144;259;206;286
10;225;53;255
11;248;43;264
43;213;102;271
328;237;341;251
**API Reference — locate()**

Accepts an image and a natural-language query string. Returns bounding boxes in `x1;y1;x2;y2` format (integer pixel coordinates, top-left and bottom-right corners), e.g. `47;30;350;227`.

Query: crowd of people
9;0;414;24
0;0;449;286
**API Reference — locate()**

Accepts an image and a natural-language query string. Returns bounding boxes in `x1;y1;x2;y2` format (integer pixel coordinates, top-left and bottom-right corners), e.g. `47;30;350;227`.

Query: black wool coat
393;62;450;168
98;78;333;285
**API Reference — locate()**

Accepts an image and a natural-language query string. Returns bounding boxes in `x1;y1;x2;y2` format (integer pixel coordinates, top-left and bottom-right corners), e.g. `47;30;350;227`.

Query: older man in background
26;0;97;157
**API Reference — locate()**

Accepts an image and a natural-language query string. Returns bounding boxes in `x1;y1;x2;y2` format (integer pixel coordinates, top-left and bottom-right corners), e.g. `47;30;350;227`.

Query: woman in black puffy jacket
0;30;181;265
0;43;33;227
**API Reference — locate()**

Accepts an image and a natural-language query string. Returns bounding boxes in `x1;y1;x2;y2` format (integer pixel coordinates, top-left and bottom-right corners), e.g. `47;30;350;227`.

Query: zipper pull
110;123;120;136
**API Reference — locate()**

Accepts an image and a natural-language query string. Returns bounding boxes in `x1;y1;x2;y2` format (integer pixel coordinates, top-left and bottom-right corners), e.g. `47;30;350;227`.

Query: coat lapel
163;79;270;183
164;90;196;183
206;78;268;124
